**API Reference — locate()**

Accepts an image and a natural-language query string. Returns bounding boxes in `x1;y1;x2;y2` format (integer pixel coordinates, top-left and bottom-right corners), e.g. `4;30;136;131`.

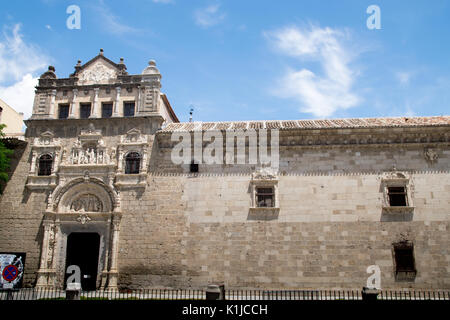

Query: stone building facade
0;51;449;290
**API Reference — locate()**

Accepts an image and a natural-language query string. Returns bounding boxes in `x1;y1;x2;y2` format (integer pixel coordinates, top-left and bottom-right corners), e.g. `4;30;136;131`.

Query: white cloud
0;24;50;120
152;0;174;3
266;25;360;117
194;4;225;28
395;71;413;85
94;0;141;35
0;24;48;83
0;74;38;120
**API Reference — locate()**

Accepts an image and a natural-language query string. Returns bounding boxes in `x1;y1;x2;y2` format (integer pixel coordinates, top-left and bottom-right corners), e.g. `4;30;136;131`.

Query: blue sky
0;0;449;122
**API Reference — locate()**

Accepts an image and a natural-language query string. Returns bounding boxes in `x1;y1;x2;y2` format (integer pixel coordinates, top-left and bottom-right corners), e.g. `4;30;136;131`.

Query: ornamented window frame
249;167;280;220
26;131;60;189
381;171;414;214
114;128;149;189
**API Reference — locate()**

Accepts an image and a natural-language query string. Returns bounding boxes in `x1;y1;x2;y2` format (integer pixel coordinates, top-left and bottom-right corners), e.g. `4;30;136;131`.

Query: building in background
0;50;448;291
0;98;24;140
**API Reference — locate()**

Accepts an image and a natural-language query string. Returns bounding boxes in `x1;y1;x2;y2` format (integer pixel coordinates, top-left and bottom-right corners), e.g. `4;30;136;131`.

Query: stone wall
0;122;449;290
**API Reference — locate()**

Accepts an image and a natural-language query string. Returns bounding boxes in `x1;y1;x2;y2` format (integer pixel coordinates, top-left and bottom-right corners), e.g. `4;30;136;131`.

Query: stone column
68;89;78;119
113;87;121;117
30;151;37;174
136;86;141;114
90;88;100;118
48;90;57;119
36;220;53;288
107;214;121;290
100;217;112;289
48;220;60;287
52;151;59;174
141;149;148;173
117;147;123;172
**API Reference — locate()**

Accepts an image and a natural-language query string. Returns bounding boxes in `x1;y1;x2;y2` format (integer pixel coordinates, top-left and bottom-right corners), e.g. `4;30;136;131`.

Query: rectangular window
388;187;407;206
102;103;113;118
80;103;91;119
256;187;274;207
58;104;69;119
393;242;416;281
124;102;135;117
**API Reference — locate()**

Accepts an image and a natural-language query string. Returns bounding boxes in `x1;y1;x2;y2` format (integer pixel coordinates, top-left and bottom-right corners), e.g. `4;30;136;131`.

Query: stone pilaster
68;89;78;119
112;87;121;117
90;88;100;118
48;90;57;119
107;214;121;290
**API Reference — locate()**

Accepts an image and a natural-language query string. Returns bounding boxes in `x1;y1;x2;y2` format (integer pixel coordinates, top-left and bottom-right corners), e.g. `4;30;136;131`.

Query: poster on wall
0;253;26;289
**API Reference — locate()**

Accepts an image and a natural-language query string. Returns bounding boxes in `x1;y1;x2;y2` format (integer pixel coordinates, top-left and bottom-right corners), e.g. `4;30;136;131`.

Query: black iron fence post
362;287;380;301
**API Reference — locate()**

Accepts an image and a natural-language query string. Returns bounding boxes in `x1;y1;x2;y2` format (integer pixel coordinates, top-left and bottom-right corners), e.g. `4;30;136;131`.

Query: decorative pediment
381;170;409;183
121;128;146;144
34;131;59;147
77;59;118;85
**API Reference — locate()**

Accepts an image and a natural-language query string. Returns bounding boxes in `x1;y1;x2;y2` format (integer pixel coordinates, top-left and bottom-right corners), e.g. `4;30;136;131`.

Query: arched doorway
36;178;121;290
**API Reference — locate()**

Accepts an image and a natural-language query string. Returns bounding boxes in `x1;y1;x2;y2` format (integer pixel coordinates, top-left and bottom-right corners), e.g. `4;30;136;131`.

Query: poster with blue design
0;253;26;289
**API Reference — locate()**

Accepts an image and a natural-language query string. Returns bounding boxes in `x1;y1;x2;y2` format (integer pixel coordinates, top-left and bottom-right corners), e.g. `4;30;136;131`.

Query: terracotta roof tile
158;116;450;133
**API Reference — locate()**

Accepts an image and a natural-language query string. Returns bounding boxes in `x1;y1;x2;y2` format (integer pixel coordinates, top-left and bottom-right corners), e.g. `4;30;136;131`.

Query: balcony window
80;103;91;119
58;104;69;119
124;102;135;117
102;103;113;118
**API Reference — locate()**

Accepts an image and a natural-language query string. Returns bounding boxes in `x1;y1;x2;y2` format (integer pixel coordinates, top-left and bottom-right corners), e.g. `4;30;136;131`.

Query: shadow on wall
0;138;27;194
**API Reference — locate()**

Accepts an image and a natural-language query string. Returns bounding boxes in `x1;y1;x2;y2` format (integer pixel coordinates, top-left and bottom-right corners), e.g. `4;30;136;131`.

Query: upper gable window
102;103;113;118
80;103;91;119
58;104;69;119
124;102;135;117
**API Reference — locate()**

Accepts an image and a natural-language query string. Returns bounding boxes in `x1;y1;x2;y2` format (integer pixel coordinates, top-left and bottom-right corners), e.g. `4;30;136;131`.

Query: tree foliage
0;124;14;186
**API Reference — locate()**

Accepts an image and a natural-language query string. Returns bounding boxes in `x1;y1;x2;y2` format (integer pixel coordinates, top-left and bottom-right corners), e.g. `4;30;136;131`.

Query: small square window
80;103;91;119
58;104;69;119
102;103;113;118
124;102;135;117
190;161;199;173
256;187;274;208
388;187;407;206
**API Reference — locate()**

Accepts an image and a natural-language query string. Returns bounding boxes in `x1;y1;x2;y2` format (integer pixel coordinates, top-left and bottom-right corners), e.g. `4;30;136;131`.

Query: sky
0;0;449;123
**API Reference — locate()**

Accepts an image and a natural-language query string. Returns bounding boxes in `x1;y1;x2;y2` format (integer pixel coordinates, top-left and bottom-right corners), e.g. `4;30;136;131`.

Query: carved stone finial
40;66;57;79
142;60;160;75
100;48;104;55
